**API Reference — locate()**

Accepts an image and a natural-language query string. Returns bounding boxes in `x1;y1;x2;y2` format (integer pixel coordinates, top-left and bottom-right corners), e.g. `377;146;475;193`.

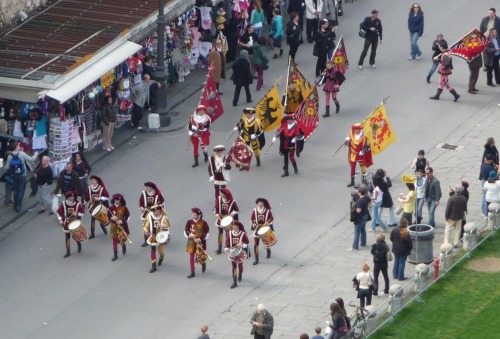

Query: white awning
45;41;142;103
0;85;44;102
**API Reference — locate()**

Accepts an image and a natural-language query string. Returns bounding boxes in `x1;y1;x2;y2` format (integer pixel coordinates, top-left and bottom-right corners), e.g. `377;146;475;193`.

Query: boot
253;256;259;265
215;245;222;254
281;166;289;177
89;228;95;239
450;89;460;102
77;242;82;253
149;262;157;273
141;234;148;247
347;176;355;187
101;224;107;235
335;101;340;114
292;163;298;175
417;217;422;224
112;251;118;261
230;277;238;289
203;152;208;162
266;248;271;259
63;251;70;258
426;75;431;84
158;257;163;266
238;271;243;282
256;157;261;167
322;106;330;118
280;48;284;57
429;88;443;100
192;156;199;168
202;263;206;273
187;270;195;278
122;245;127;255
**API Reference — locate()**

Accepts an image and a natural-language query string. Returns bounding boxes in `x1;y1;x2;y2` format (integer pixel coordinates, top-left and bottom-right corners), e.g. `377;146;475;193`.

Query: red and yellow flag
255;84;283;132
362;103;396;155
330;35;349;74
287;58;312;98
200;62;224;122
226;136;253;171
448;28;488;62
294;87;319;141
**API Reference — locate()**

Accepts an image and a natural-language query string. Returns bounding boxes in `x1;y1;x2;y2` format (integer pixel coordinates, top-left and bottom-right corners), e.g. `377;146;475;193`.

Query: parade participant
224;220;250;288
108;193;130;261
139;181;165;247
345;124;373;187
234;108;265;168
251;198;275;265
84;175;109;239
429;46;460;102
272;114;304;177
214;188;240;254
282;81;304;115
184;208;210;278
188;105;212;168
319;60;343;117
57;191;85;258
208;145;232;199
143;205;170;273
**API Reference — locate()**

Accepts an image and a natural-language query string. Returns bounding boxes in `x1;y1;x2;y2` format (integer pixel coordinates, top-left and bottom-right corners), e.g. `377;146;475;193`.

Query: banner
294;87;319;141
288;58;312;97
448;28;488;62
330;35;349;74
226;136;253;171
255;84;283;131
362;103;396;155
200;64;224;122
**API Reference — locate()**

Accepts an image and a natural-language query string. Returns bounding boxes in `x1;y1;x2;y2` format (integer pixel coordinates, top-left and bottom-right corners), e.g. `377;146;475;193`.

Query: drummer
84;175;110;239
143;205;170;273
214;188;241;255
184;207;210;279
57;191;85;258
139;181;165;247
108;194;130;262
224;220;249;289
250;198;275;265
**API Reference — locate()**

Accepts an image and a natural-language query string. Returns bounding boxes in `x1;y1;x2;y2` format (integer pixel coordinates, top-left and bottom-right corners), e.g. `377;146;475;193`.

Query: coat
250;310;274;339
390;227;413;256
207;47;226;82
253;43;268;66
232;58;253;86
483;37;500;67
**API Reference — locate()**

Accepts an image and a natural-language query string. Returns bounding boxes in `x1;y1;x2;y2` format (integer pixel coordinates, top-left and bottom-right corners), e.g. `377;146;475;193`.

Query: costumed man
57;191;85;258
108;193;130;262
282;81;304;115
208;144;232;199
184;207;210;278
188;105;212;168
234;108;265;168
143;205;170;273
84;175;109;239
345;123;373;187
272;114;304;177
251;198;275;265
139;181;165;247
319;59;344;116
214;187;240;254
224;220;249;289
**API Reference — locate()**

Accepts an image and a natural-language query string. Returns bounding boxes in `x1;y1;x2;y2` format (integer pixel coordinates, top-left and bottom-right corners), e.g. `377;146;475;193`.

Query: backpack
10;154;25;175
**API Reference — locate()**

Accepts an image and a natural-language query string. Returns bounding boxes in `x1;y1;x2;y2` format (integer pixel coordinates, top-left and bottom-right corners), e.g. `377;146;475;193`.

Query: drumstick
113;211;132;245
197;243;213;261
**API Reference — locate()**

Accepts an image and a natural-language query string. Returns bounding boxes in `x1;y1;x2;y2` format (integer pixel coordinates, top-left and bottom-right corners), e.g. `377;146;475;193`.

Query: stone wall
1;0;49;29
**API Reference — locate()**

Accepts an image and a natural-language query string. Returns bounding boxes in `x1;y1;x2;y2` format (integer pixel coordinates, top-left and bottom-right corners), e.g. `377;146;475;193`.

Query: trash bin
408;224;434;264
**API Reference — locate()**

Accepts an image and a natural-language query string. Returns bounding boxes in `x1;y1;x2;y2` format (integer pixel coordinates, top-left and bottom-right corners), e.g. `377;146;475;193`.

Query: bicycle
348;301;367;339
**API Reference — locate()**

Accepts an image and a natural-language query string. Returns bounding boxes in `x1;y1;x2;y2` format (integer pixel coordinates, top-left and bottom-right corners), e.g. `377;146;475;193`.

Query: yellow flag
255;84;283;131
288;58;312;98
362;103;396;155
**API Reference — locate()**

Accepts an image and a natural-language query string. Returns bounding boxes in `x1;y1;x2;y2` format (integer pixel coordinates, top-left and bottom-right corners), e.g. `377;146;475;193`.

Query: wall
1;0;48;29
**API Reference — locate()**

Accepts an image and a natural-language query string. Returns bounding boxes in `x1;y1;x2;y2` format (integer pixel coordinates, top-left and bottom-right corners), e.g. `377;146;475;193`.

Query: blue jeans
371;202;387;230
12;175;27;212
393;254;408;280
353;214;368;249
379;205;395;225
427;62;438;77
416;198;424;221
254;26;263;37
426;198;438;226
410;32;421;58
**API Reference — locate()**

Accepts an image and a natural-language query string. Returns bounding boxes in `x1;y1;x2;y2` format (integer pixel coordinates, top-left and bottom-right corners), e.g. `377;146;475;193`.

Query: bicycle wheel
350;322;365;339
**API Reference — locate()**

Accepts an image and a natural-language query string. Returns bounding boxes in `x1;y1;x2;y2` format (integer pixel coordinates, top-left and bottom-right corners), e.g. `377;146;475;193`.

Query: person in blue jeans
408;3;424;60
349;186;371;251
424;167;442;227
371;182;388;232
390;219;413;281
426;34;447;83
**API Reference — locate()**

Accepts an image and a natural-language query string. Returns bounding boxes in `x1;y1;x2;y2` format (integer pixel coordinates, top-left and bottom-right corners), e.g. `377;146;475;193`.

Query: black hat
255;198;271;209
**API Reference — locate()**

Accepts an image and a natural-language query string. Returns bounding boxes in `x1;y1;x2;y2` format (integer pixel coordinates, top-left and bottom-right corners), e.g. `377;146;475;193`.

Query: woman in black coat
286;12;302;62
314;19;336;77
482;137;499;166
390;218;413;281
232;50;253;107
371;233;390;295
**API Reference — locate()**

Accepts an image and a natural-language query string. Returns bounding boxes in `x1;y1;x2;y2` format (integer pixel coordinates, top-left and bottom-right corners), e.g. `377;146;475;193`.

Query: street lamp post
153;0;170;127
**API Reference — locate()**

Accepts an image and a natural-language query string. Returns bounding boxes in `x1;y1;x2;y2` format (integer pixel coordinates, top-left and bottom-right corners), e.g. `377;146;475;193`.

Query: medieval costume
235;108;265;168
188;105;212;167
214;188;240;254
108;193;130;261
143;205;170;273
84;175;109;239
282;81;304;115
250;198;275;265
139;181;165;247
345;123;373;187
430;47;460;102
273;114;304;177
319;60;343;116
208;144;231;199
57;191;85;258
184;208;210;278
224;220;249;288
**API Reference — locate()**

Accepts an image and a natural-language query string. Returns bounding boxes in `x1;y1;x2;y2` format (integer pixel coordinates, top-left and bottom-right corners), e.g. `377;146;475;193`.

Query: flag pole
331;142;345;157
282;56;291;113
434;28;477;60
361;96;390;124
329;34;342;62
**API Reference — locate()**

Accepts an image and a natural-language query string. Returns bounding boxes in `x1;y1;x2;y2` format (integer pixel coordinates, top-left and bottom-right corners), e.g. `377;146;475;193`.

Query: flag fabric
288;58;312;97
330;35;349;74
226;136;253;171
294;86;319;141
448;28;488;62
362;103;396;155
200;64;224;122
255;84;283;131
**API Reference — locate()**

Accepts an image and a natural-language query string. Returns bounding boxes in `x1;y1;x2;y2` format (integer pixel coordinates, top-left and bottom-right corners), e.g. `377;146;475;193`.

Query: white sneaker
137;126;143;130
408;56;413;60
105;148;112;152
368;229;375;232
416;55;421;60
347;248;358;251
110;146;115;150
358;65;363;70
371;64;377;69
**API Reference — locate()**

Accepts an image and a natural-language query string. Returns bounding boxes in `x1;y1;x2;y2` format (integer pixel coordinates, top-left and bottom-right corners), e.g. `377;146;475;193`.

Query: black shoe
307;38;313;43
89;234;95;239
149;263;157;273
187;271;195;278
112;253;118;262
473;88;479;92
247;99;253;103
233;102;237;107
215;247;222;254
487;83;495;87
63;252;70;258
218;92;223;95
272;54;278;59
48;211;54;215
279;49;283;57
238;272;242;282
202;264;206;273
426;76;430;84
141;242;148;248
77;243;82;253
266;248;271;259
230;281;237;289
158;258;163;266
253;258;259;265
37;209;45;214
122;245;126;255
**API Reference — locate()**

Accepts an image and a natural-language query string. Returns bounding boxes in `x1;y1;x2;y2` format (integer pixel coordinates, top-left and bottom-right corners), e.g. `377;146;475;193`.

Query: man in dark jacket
444;187;467;245
250;304;274;339
52;162;83;198
479;8;500;37
358;9;383;70
232;50;253;107
483;28;500;86
424;167;442;227
479;154;496;216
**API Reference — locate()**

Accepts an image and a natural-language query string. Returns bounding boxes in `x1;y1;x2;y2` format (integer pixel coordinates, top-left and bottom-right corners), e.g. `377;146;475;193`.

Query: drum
156;230;171;245
228;246;247;264
68;220;88;242
257;226;277;248
91;204;110;226
219;216;233;231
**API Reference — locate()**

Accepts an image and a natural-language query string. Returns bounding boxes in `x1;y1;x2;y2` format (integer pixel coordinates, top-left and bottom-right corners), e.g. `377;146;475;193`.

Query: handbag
313;43;320;57
395;205;404;215
386;251;393;262
368;273;377;292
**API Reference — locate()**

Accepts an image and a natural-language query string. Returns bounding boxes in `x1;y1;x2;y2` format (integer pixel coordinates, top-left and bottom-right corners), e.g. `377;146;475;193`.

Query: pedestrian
108;193;130;261
348;186;371;251
481;137;499;166
286;12;302;62
468;55;483;94
4;142;39;212
345;124;373;187
272;114;305;177
208;145;232;200
214;188;240;254
314;19;336;77
139;181;165;246
479;8;500;40
354;263;373;308
326;302;349;339
267;0;281;26
52;162;83;200
270;8;284;59
483;28;500;87
34;155;53;215
457;181;469;239
56;191;85;258
410;149;430;172
71;152;91;199
372;169;396;227
253;36;269;92
358;9;383;70
483;171;500;210
131;74;160;129
185;207;210;278
251;1;266;37
408;3;424;60
479;154;496;217
318;60;343;117
370;179;388;232
224;220;250;288
250;304;274;339
101;95;116;152
424;167;442;227
251;197;275;264
397;183;416;225
234;108;264;168
238;24;259;77
444;186;467;245
300;334;309;339
282;81;304;115
426;34;448;83
390;219;413;281
415;168;425;224
429;46;460;101
187;105;212;168
197;324;210;339
311;326;325;339
207;38;226;95
1;148;14;207
334;297;351;330
287;0;305;33
371;234;390;296
84;175;109;239
305;0;323;43
232;50;253;107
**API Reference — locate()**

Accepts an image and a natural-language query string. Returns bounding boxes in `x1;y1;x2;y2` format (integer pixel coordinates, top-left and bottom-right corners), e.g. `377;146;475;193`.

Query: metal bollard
439;243;453;271
364;305;377;334
487;203;500;230
463;222;477;251
389;284;403;313
415;263;430;292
